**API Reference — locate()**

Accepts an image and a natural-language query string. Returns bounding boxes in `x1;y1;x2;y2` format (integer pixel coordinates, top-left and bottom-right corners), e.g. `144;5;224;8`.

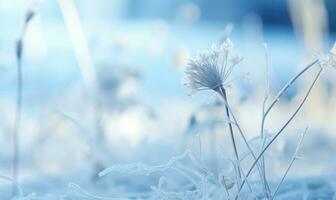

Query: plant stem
11;7;35;197
260;43;271;198
271;128;308;199
219;95;267;189
271;157;295;200
260;101;270;197
264;60;318;118
13;40;23;196
218;86;242;184
259;60;317;197
234;64;322;200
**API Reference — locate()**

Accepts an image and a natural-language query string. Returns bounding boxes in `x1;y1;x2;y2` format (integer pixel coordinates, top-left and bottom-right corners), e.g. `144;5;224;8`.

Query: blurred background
1;0;336;198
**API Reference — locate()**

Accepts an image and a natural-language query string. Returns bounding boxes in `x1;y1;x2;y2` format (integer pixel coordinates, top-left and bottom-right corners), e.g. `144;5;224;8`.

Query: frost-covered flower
318;42;336;69
184;39;242;94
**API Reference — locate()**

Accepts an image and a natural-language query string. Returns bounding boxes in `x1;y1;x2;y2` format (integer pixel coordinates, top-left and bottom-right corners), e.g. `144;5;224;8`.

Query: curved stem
264;60;318;118
235;65;322;199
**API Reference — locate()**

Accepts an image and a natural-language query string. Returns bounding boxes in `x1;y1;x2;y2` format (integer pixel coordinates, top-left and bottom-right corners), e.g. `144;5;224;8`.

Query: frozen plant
12;5;36;196
184;39;242;94
184;38;270;196
72;38;336;199
184;39;245;185
185;38;336;199
71;149;221;199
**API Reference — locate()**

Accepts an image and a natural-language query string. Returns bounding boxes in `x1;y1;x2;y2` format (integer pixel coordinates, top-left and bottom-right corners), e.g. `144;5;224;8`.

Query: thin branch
13;40;22;197
12;8;35;196
260;43;271;197
217;86;242;185
264;60;318;118
235;65;322;199
217;89;267;190
271;128;308;199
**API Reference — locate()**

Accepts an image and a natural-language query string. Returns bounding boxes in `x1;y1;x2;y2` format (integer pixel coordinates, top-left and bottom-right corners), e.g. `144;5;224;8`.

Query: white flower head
318;42;336;69
184;39;243;94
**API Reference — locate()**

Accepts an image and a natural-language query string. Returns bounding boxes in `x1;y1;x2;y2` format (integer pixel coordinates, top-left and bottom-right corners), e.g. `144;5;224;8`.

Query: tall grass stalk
216;86;242;185
260;43;271;197
184;39;247;187
12;8;35;196
183;39;271;194
270;128;308;199
216;86;267;195
235;60;322;199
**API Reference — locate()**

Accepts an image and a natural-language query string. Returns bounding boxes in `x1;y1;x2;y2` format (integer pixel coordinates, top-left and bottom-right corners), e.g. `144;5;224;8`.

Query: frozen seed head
184;38;242;94
318;42;336;69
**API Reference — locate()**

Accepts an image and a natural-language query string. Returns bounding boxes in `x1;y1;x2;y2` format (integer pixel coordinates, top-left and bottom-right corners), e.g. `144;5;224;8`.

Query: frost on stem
184;38;245;189
184;38;243;95
271;128;308;199
318;42;336;69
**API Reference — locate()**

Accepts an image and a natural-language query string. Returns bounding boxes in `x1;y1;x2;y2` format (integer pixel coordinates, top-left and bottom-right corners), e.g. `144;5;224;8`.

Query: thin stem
263;43;270;97
12;8;35;196
271;128;308;199
258;60;318;197
218;90;267;191
218;87;242;185
259;59;317;198
260;43;271;198
260;102;270;198
234;66;322;199
13;40;23;197
271;157;295;200
264;60;318;118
